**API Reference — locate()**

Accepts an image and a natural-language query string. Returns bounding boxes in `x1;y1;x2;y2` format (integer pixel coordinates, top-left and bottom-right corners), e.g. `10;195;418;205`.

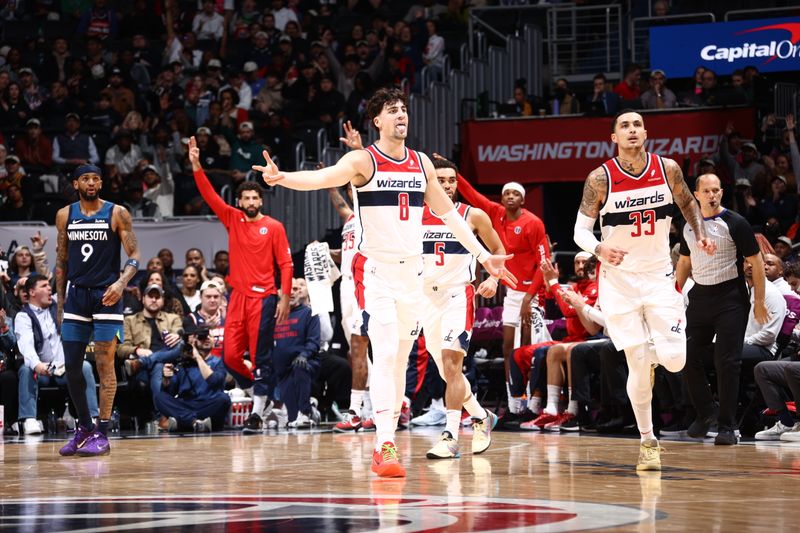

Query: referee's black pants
683;279;750;432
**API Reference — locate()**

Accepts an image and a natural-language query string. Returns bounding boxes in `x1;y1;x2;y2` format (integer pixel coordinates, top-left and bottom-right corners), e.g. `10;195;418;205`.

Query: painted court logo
0;495;652;532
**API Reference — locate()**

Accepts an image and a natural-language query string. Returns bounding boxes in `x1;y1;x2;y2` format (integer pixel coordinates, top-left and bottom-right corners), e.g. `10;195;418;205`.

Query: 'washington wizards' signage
650;17;800;77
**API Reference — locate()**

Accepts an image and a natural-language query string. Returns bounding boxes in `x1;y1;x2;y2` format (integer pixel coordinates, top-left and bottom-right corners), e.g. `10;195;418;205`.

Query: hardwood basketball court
1;427;797;531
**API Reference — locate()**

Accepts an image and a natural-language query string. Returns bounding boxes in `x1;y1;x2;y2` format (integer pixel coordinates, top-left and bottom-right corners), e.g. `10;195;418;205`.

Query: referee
676;173;768;445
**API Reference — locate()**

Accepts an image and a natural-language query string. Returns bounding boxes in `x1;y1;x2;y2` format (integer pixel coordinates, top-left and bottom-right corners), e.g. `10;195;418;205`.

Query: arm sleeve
193;168;235;226
455;173;503;219
527;219;550;296
272;221;294;297
13;314;40;370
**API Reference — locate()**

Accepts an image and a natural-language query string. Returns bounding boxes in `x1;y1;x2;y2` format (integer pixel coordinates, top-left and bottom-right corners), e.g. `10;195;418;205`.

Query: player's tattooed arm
578;167;607;218
667;159;705;239
326;186;353;220
54;207;69;325
116;206;141;285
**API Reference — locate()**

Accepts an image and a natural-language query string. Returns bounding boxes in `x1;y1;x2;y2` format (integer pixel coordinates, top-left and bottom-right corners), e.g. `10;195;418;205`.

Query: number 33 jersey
66;200;121;287
352;144;427;262
599;152;673;273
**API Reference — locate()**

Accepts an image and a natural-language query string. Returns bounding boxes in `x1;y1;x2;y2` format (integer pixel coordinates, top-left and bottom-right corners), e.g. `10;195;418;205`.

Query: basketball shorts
502;288;551;344
340;274;364;339
422;284;475;359
353;253;423;340
62;285;124;344
598;264;685;351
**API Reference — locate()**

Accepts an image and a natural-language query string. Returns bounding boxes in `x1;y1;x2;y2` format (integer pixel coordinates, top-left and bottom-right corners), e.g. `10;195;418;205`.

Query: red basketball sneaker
371;441;406;478
334;411;362;432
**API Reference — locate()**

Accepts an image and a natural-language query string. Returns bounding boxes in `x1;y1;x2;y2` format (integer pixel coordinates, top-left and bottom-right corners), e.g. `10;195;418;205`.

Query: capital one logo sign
700;22;800;64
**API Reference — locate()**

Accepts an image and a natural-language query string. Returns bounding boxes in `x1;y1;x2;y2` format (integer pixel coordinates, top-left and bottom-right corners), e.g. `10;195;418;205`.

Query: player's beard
78;189;99;201
243;206;260;219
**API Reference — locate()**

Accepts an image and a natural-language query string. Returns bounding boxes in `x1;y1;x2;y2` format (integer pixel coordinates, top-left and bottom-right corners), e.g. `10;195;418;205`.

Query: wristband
487;276;499;284
547;278;559;287
125;258;140;270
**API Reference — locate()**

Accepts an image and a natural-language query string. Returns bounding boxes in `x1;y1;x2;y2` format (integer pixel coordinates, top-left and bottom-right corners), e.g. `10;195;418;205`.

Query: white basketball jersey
599;152;673;273
353;144;427;262
341;213;361;279
422;202;476;287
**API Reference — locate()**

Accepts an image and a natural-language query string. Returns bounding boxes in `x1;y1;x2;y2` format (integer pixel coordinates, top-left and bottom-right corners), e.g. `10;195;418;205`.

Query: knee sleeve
653;335;686;373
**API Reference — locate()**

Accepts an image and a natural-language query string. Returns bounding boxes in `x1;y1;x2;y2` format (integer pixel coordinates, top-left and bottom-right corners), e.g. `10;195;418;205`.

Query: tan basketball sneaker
426;431;460;459
472;410;498;455
636;438;662;471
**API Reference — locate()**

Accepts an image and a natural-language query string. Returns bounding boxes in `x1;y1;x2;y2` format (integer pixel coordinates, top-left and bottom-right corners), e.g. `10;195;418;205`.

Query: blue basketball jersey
66;201;121;287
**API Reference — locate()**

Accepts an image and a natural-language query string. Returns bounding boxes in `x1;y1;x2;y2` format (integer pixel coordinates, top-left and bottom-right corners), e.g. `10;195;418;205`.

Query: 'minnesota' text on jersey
599;152;673;272
422;202;476;287
353;145;427;261
66;200;121;287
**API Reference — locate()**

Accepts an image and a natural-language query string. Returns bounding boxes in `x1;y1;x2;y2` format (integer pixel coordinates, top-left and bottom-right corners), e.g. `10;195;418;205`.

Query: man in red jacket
189;136;293;432
455;172;551;422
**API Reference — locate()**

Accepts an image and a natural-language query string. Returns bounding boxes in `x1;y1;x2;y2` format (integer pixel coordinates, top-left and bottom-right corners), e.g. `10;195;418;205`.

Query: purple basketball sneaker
58;426;93;457
76;431;111;456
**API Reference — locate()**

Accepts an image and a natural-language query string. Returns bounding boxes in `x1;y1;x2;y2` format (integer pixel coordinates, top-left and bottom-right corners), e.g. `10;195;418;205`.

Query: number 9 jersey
599;152;673;273
66;201;121;287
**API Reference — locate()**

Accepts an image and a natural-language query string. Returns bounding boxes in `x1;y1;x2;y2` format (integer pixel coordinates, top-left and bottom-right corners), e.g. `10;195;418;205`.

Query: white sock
567;400;578;415
431;397;445;412
363;391;373;418
545;385;561;415
463;385;487;420
252;395;268;418
529;396;542;415
641;429;655;442
445;410;461;440
349;389;365;414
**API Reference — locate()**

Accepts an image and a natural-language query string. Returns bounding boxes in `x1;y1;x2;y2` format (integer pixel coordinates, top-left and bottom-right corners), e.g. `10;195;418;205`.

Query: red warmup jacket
547;278;599;342
194;169;293;298
456;174;550;299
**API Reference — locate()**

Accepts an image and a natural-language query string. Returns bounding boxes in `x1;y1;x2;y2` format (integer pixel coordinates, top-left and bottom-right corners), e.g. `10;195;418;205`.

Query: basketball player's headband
73;164;102;180
502;182;526;198
575;251;593;260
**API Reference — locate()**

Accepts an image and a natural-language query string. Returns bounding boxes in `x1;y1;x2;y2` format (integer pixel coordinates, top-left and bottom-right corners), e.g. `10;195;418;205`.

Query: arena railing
724;6;800;21
629;12;715;69
773;83;799;121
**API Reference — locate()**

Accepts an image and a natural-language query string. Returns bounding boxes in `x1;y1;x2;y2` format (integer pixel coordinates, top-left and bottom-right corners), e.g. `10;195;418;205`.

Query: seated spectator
640;69;677;109
0;184;30;222
123;179;161;218
153;324;230;432
0;81;31;130
0;307;19;435
158;248;179;286
14;119;53;173
212;250;229;277
118;284;184;398
754;360;800;441
15;275;99;435
243;62;265;95
39;38;74;87
585;73;621;117
218;88;249;134
311;76;345;130
551;78;580;115
128;270;184;316
104;67;136;117
105;129;144;179
763;252;800;352
271;278;321;428
39;81;80;131
185;248;209;278
785;262;800;294
18;68;46;113
271;0;298;32
142;165;175;217
7;231;51;287
422;19;445;82
77;0;120;41
52;112;101;169
178;264;203;314
193;0;226;43
220;68;252;111
718;123;766;190
183;279;225;358
226;121;261;184
773;236;796;263
757;176;797;231
614;63;641;101
740;256;787;379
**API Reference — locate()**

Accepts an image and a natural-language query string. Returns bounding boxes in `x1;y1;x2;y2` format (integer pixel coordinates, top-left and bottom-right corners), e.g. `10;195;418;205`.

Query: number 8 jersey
66;200;121;287
353;145;427;262
599;152;673;273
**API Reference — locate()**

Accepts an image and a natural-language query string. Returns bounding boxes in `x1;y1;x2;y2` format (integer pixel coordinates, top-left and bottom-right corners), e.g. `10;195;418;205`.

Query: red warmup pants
223;290;277;396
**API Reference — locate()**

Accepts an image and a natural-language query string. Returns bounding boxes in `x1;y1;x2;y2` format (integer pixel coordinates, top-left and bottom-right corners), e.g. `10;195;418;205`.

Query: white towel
304;241;341;316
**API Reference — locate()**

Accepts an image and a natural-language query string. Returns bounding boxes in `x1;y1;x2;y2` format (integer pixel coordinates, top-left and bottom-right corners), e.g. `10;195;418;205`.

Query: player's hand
188;136;201;169
253;150;285;187
292;355;309;370
476;277;498;298
540;259;558;285
30;230;46;252
754;300;770;325
561;290;585;310
595;243;627;266
480;253;517;288
696;237;716;256
520;298;533;326
101;280;125;306
164;333;181;348
275;293;290;323
339;120;363;150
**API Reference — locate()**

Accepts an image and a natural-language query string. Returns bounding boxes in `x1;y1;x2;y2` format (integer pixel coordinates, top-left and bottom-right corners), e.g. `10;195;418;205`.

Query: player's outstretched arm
253;149;366;191
54;207;69;325
104;206;142;306
574;166;627;266
422;154;517;287
666;158;715;256
470;208;505;297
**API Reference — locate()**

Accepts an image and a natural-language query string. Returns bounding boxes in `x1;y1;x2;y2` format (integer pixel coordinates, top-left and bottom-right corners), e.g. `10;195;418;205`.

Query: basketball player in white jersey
573;109;715;470
253;87;516;478
422;158;506;460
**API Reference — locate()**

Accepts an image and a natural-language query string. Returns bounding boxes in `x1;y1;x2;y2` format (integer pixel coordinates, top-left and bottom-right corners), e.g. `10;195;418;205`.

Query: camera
177;327;211;367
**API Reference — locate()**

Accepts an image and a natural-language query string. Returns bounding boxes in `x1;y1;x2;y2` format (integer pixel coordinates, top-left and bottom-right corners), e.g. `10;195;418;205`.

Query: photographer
14;275;99;435
118;284;183;399
1;306;20;434
154;326;230;432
